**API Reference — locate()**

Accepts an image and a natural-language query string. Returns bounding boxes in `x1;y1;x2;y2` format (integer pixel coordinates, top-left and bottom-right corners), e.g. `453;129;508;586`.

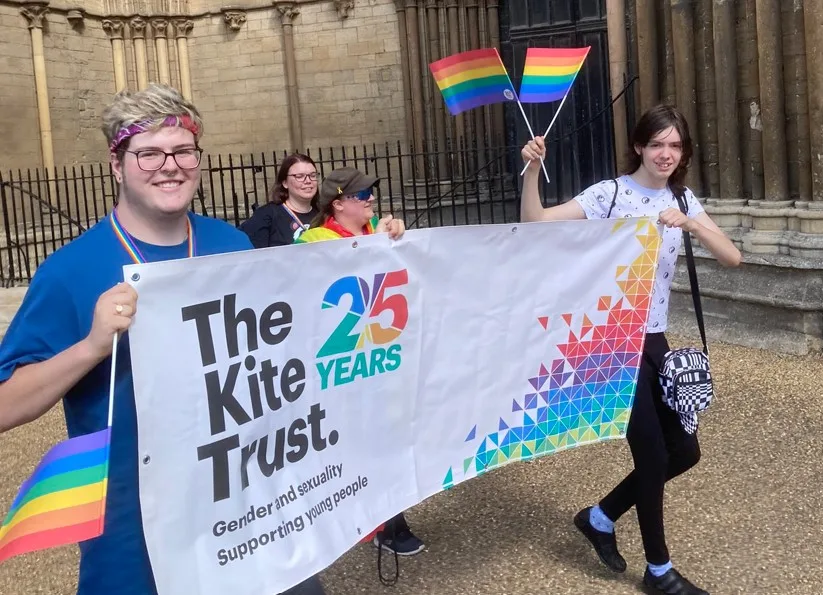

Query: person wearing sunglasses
294;167;423;559
295;167;405;243
240;153;320;247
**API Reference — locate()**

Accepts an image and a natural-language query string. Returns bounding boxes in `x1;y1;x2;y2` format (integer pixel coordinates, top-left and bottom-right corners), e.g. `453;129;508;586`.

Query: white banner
126;217;661;595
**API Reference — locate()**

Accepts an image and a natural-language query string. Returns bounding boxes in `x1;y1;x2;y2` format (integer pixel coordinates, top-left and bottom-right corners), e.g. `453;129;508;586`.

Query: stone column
485;0;503;147
697;0;741;242
393;0;415;150
736;0;764;201
102;18;128;92
130;16;149;90
743;0;790;254
426;0;447;174
791;0;823;257
713;0;742;198
660;1;676;105
151;18;171;85
445;0;464;149
404;0;426;175
635;0;659;112
781;2;811;203
276;3;303;151
670;0;700;192
607;0;629;173
465;0;486;158
20;2;55;181
173;19;194;100
755;0;789;201
805;0;823;202
694;0;718;197
443;0;465;176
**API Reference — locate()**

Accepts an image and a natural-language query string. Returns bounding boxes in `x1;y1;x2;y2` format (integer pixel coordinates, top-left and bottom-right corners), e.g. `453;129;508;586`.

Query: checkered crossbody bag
658;191;714;434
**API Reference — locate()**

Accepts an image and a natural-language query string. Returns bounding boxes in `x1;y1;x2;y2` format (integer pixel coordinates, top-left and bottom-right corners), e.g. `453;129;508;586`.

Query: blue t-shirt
0;213;252;595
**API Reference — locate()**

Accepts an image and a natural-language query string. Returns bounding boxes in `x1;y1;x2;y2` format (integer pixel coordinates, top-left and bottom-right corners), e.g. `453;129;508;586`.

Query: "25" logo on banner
317;269;409;358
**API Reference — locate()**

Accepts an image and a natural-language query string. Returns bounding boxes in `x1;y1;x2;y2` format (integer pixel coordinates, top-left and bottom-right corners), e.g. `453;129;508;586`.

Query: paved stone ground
1;337;821;595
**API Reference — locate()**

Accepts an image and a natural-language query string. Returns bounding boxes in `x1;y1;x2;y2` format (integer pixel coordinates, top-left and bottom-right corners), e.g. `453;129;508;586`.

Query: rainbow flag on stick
0;427;110;563
518;46;591;176
429;48;517;116
518;47;590;103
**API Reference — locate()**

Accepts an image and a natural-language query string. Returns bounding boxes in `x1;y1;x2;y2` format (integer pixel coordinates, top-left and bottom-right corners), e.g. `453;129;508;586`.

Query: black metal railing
0;142;524;285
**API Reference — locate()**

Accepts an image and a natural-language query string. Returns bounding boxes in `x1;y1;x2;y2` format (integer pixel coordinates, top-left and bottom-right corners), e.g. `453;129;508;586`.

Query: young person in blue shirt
0;84;325;595
520;105;741;595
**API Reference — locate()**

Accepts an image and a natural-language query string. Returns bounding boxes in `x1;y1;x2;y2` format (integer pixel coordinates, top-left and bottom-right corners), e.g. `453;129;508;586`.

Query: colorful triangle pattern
443;220;662;488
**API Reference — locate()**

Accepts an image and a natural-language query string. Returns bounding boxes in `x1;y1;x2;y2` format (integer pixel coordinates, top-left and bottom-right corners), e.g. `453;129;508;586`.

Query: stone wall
187;8;292;154
668;248;823;356
187;1;406;154
42;11;116;167
626;0;823;258
0;3;42;170
291;0;406;150
0;0;407;172
0;2;118;172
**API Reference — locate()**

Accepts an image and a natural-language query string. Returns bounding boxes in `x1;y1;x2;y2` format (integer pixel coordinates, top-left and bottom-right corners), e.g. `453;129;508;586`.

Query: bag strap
674;190;709;356
281;203;310;231
606;179;619;218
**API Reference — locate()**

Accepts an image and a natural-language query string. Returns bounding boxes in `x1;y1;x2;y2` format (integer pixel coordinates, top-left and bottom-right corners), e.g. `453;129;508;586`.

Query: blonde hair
101;83;204;153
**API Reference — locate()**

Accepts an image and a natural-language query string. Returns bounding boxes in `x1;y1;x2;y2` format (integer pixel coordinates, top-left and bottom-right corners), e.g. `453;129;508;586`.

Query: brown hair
626;104;693;199
269;153;318;207
309;198;334;229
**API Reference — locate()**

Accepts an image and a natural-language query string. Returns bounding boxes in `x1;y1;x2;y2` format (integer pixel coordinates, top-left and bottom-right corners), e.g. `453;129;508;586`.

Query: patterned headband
109;114;200;152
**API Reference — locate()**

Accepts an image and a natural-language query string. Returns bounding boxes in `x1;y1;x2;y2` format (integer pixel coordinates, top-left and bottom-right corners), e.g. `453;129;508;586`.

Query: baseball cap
318;167;378;210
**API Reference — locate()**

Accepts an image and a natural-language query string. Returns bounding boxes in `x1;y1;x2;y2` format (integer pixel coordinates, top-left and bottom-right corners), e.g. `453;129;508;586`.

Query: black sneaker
643;567;709;595
573;506;627;572
373;527;426;556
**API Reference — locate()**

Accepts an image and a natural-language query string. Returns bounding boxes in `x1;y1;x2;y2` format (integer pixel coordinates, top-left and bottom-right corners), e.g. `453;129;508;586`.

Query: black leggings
598;333;701;565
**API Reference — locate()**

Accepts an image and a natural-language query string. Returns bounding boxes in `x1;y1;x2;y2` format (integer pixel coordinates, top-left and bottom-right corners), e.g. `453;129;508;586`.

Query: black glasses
124;148;203;171
287;172;318;182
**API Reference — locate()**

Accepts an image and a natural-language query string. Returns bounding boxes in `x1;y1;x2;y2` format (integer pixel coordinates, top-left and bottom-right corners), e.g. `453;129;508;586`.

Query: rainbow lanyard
281;203;310;231
109;209;195;264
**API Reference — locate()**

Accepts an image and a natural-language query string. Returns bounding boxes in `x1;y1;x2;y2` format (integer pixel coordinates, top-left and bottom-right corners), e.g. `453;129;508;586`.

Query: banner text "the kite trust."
181;293;339;503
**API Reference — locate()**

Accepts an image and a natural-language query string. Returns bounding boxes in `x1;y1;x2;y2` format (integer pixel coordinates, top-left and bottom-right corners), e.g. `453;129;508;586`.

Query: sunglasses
344;187;375;201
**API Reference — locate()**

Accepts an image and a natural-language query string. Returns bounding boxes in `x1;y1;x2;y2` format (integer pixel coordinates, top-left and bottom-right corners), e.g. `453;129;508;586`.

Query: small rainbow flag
518;47;591;103
0;427;110;563
430;48;517;116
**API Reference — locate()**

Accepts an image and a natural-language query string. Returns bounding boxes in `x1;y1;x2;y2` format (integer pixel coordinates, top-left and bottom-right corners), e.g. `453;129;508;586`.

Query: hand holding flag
521;136;547;175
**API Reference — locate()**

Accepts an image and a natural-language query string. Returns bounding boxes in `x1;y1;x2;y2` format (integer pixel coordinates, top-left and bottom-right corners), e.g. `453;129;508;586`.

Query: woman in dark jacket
241;153;319;247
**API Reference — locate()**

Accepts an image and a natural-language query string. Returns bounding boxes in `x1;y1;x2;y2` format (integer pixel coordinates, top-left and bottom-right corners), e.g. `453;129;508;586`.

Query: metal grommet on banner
352;241;358;248
131;273;140;282
142;455;151;465
511;226;518;233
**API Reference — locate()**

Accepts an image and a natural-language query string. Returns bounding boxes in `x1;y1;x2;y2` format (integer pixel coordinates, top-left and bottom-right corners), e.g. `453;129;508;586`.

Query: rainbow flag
0;427;110;563
430;48;517;116
518;47;590;103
